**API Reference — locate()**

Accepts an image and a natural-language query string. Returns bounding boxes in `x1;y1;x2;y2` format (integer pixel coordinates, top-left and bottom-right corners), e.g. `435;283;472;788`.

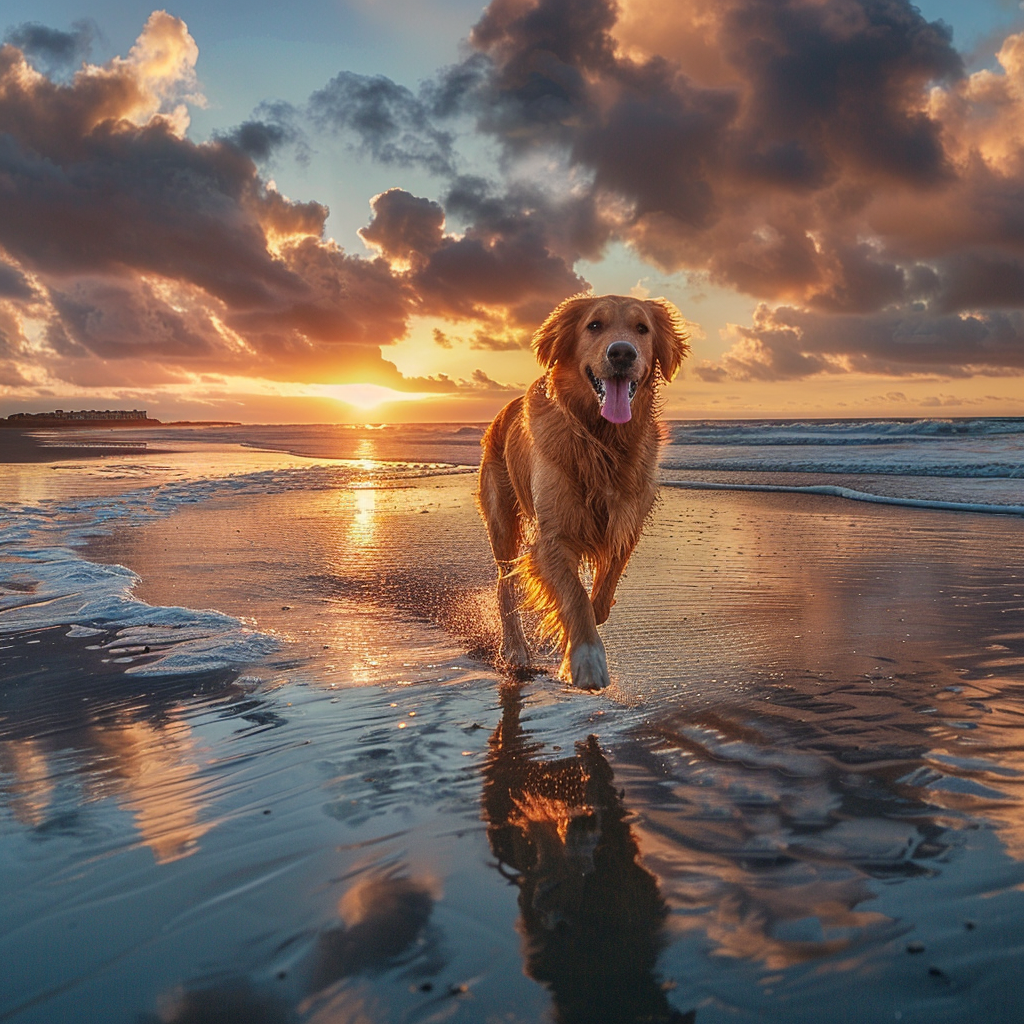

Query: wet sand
0;428;166;464
2;475;1024;1022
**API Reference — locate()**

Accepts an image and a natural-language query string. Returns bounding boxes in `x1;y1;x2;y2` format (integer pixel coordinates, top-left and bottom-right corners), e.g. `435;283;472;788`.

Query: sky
1;0;1024;423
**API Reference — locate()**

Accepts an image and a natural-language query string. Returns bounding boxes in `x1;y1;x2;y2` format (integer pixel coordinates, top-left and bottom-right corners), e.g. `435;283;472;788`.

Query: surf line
662;479;1024;517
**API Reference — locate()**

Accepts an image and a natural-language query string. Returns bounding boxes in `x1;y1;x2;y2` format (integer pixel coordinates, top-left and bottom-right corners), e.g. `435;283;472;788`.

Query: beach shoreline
3;429;1024;1023
0;428;175;464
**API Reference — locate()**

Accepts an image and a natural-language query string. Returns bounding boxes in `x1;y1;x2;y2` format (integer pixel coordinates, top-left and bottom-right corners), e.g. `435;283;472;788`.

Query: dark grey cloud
721;304;1024;381
223;120;291;162
805;241;909;314
0;121;314;307
447;0;963;192
49;278;222;362
310;71;455;175
414;0;971;315
720;0;961;186
933;251;1024;313
442;174;611;263
4;20;96;74
359;188;445;264
0;261;36;301
360;187;588;327
412;223;586;325
413;0;1024;380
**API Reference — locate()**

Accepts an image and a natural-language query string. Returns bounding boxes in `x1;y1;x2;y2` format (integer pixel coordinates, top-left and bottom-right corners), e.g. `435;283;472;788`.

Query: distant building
5;409;149;422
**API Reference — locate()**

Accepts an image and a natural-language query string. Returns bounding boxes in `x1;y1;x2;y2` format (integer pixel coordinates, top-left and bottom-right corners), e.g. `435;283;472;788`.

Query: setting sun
310;383;432;410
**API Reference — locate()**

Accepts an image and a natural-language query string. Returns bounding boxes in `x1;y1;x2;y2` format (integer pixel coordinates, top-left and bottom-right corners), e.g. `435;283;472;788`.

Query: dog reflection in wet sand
478;293;689;689
483;681;694;1024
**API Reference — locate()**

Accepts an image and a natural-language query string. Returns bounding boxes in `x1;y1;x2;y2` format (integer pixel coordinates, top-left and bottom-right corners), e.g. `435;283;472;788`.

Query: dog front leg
532;537;610;690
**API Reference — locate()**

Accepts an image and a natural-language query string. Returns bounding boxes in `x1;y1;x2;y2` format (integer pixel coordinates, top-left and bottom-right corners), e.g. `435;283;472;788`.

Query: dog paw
499;637;530;669
566;641;610;690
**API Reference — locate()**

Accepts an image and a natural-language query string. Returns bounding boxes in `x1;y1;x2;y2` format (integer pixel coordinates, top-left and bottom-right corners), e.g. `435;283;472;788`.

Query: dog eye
636;323;649;334
587;320;602;331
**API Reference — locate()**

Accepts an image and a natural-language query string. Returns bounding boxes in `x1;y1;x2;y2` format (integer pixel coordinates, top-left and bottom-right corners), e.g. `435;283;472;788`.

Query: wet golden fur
477;293;689;689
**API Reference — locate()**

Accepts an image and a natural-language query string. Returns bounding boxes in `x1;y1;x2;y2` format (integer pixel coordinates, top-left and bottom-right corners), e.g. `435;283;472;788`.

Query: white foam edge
663;479;1024;517
1;460;476;678
0;548;279;676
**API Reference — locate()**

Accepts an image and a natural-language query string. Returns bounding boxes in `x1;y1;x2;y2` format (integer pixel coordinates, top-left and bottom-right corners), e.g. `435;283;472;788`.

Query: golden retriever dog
477;293;689;689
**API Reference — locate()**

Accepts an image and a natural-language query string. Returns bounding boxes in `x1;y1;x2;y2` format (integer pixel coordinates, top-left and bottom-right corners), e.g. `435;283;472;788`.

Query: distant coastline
0;409;241;429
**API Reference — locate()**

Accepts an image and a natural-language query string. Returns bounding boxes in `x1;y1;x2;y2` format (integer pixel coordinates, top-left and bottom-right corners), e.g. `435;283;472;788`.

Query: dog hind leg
478;459;531;668
590;549;630;626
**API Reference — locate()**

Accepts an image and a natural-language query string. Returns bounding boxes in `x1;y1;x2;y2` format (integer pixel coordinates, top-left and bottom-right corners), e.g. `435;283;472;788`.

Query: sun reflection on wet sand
347;486;378;550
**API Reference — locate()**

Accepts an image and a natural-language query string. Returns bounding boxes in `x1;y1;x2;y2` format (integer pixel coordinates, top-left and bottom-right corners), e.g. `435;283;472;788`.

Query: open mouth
586;366;637;423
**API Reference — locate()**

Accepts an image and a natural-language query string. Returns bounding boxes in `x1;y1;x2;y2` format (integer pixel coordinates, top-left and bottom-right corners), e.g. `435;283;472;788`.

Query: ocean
3;417;1020;672
1;417;1023;1023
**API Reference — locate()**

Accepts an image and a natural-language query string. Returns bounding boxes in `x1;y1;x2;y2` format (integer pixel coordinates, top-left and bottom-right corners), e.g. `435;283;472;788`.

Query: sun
310;383;432;410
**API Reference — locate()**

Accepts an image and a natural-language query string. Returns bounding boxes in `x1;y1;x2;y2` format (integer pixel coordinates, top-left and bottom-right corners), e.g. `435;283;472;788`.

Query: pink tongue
601;378;632;423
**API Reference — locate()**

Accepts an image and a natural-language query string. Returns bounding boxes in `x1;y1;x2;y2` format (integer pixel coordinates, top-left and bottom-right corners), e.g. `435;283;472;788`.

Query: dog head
533;294;689;424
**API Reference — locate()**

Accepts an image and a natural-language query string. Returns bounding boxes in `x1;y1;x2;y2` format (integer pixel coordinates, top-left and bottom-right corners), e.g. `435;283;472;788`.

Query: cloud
450;0;965;291
6;1;1024;401
417;0;1024;381
470;367;519;390
711;303;1024;381
0;13;599;398
359;188;446;265
4;19;97;75
0;261;36;301
361;185;588;328
221;119;292;162
0;14;436;392
310;70;456;175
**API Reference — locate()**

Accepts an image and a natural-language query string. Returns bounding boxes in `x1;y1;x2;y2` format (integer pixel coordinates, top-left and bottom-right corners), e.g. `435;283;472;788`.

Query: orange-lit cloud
0;13;579;400
426;0;1024;381
2;1;1024;414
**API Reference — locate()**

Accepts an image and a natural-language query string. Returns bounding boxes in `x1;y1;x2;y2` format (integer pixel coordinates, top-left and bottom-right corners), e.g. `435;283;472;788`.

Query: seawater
1;417;1021;676
144;415;1024;508
660;417;1024;511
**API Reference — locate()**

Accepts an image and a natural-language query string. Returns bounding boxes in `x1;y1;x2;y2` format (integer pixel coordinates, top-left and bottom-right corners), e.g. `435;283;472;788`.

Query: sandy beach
0;428;164;464
3;457;1023;1023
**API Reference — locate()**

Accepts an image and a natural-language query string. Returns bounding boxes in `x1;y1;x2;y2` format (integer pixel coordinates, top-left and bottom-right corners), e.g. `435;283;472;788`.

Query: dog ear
647;298;690;381
533;294;591;368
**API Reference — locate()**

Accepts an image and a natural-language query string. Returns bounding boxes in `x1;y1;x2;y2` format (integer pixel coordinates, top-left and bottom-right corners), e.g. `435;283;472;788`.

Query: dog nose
606;341;637;371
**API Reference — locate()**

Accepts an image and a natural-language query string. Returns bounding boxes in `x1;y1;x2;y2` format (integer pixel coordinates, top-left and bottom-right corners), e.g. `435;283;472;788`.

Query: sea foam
0;461;469;675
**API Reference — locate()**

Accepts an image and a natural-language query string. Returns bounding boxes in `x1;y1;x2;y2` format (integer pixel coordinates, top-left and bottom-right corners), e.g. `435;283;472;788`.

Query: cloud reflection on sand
0;631;226;862
0;737;54;828
92;716;211;864
610;659;1024;987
